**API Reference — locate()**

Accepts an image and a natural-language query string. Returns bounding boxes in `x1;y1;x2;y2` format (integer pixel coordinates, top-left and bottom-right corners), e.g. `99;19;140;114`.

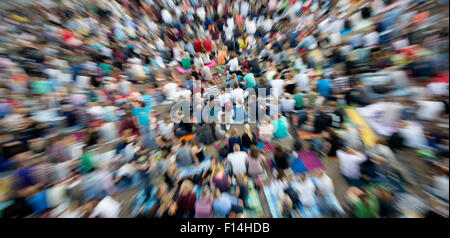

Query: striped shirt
205;86;220;100
332;77;349;94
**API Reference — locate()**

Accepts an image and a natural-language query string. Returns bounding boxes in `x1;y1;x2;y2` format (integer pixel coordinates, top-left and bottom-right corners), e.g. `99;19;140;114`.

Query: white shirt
219;92;232;107
227;17;235;30
263;18;273;32
87;106;106;121
246;19;257;35
398;122;428;149
427;83;449;96
315;174;334;194
162;9;172;24
76;75;90;89
193;56;204;69
158;121;174;138
295;73;310;92
228;58;240;72
117;163;137;178
392;38;409;51
196;7;206;21
259;123;275;136
58;209;83;218
432;175;449;201
281;99;296;113
119;80;131;95
363;31;380;48
224;25;234;39
90;196;121;218
270;79;285;98
99;122;119;142
337;150;367;180
294;178;316;207
231;88;245;104
416;100;445;121
164;83;178;100
241;1;250;18
175;89;192;102
227;151;248;175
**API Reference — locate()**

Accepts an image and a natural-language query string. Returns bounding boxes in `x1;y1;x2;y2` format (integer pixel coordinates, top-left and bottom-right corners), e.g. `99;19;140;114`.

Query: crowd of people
0;0;449;218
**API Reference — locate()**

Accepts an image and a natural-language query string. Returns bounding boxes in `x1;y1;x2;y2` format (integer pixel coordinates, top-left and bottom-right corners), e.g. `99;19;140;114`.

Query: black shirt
327;109;344;129
241;133;257;149
285;83;296;95
274;151;290;170
2;197;33;218
314;112;331;134
249;58;262;74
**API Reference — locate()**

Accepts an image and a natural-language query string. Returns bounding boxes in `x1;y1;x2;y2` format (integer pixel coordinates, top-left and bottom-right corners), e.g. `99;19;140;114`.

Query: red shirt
177;192;197;213
194;40;203;52
431;75;449;83
203;38;212;52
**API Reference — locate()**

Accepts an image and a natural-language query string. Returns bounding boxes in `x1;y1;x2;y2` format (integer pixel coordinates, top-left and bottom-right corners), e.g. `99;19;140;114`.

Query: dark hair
344;19;352;30
274;144;287;161
249;145;260;159
361;7;372;19
294;141;303;152
141;102;147;108
210;121;217;141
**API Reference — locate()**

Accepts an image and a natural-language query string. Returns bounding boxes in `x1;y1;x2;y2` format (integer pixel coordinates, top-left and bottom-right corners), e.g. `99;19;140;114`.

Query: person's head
201;187;210;200
344;146;356;154
236;173;248;184
230;127;239;138
181;139;188;147
274;143;284;153
249;145;260;158
244;124;252;134
180;180;194;195
299;174;307;181
233;143;241;153
157;182;169;198
377;138;388;146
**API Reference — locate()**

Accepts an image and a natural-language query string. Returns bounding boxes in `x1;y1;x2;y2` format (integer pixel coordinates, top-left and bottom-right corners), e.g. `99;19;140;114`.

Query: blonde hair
230;128;239;137
180;180;194;196
214;188;222;199
244;124;253;140
236;173;248;184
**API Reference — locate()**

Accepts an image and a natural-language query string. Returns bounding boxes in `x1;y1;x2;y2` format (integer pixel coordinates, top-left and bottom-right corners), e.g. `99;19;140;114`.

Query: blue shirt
132;107;151;127
183;80;194;91
142;95;153;111
272;117;289;139
317;79;332;98
213;193;238;216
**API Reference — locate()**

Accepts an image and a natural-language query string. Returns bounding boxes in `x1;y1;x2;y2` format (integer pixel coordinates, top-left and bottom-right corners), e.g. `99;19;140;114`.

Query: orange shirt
217;50;228;65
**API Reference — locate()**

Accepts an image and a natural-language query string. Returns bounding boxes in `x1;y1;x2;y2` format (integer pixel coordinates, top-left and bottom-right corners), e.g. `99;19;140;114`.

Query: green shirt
353;194;380;218
272;117;289;139
31;81;53;94
244;73;257;88
79;152;95;174
181;57;192;70
99;63;113;76
293;94;304;109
